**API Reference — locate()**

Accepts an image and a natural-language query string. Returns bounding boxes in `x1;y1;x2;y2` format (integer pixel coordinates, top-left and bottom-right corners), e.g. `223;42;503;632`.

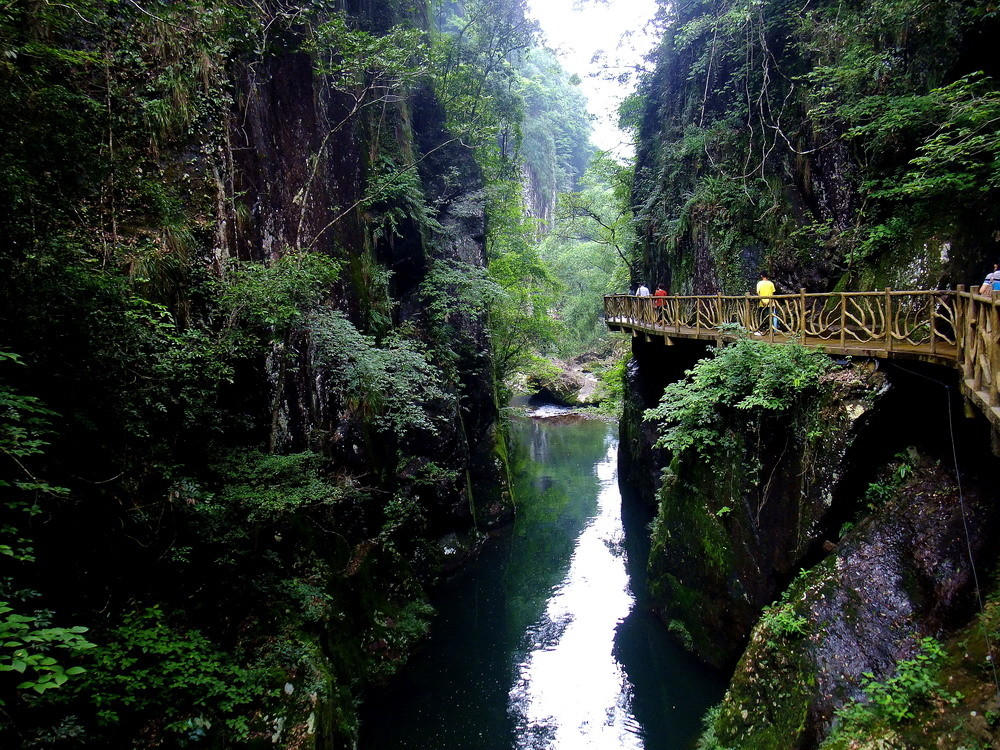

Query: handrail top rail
606;289;956;300
605;288;1000;304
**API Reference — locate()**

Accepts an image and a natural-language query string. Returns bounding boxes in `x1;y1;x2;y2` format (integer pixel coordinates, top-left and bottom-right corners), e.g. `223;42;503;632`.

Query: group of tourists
632;272;778;332
633;282;669;306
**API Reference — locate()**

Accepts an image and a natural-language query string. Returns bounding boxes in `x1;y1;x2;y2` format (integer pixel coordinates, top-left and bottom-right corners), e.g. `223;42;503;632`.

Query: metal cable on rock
887;361;1000;705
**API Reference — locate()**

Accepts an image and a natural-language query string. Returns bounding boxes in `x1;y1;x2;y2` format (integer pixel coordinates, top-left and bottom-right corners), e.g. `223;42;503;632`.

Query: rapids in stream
360;410;725;749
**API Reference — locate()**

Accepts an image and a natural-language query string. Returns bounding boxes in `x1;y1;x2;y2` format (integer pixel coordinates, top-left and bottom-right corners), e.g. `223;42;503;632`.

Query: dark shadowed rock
706;458;997;748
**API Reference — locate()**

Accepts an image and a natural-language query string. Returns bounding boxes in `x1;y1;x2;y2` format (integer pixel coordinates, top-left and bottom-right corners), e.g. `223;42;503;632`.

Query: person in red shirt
653;284;668;323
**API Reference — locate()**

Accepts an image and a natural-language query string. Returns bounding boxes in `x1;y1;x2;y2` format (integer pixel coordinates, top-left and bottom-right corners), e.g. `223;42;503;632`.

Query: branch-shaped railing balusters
605;286;1000;422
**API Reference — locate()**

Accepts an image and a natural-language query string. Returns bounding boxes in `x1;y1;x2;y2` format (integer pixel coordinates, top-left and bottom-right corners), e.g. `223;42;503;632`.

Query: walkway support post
839;293;846;347
930;291;938;357
799;288;807;339
885;288;893;353
956;285;968;375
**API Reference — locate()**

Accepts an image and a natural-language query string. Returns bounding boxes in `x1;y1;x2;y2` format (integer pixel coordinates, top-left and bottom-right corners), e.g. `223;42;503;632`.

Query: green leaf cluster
543;153;636;357
75;606;261;739
0;605;94;699
217;253;342;339
308;310;450;438
0;365;94;711
821;637;959;747
644;339;833;460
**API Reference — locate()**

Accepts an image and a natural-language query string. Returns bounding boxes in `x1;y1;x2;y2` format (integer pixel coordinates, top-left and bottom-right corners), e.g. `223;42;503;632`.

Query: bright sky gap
526;0;660;155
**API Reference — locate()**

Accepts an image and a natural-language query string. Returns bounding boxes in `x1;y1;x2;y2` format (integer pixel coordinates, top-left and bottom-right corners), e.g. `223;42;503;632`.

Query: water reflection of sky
509;440;643;749
358;417;725;750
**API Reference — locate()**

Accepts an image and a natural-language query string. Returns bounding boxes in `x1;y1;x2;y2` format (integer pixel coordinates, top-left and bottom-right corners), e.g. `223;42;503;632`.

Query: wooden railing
604;287;1000;425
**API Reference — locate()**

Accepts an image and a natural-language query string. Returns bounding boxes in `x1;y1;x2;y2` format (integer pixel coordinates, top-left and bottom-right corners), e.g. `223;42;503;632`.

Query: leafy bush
760;569;810;643
308;310;450;437
594;351;628;413
0;605;94;700
760;603;809;639
216;253;341;339
0;356;93;706
822;637;959;747
205;449;346;524
76;606;264;741
644;339;833;460
696;703;735;750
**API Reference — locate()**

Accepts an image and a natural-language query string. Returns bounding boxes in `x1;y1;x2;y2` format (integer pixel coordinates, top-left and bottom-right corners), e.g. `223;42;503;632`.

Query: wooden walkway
604;287;1000;429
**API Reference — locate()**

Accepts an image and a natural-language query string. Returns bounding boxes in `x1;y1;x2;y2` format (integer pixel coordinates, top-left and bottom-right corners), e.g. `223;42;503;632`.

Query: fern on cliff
644;339;832;460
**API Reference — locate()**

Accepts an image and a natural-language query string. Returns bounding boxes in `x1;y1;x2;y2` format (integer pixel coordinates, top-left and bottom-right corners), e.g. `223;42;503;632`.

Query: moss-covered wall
644;360;887;667
702;455;999;749
0;1;510;746
632;0;1000;298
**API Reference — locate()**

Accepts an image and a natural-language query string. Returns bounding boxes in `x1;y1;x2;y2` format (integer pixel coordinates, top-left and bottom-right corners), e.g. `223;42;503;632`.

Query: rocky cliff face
625;0;1000;744
0;1;508;746
240;61;506;530
704;455;999;748
622;327;1000;744
638;347;888;668
631;0;1000;297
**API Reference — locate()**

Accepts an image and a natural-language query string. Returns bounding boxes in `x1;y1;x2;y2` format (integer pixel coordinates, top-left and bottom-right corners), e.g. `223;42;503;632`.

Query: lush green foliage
432;0;537;161
0;359;94;706
485;181;562;382
217;253;342;337
541;154;636;357
0;0;523;744
821;637;959;747
518;47;594;216
308;310;450;438
759;571;811;644
644;339;833;460
0;605;93;701
695;703;733;750
74;607;261;740
632;0;1000;292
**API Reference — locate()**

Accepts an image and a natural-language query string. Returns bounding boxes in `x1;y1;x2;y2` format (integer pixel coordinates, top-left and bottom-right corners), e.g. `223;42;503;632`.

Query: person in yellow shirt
756;272;777;332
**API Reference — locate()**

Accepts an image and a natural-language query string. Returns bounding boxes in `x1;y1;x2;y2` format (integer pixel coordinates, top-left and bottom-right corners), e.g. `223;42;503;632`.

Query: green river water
360;410;725;749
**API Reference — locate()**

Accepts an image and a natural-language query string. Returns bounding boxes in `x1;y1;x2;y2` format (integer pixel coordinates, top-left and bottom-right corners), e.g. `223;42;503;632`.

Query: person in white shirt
636;283;650;297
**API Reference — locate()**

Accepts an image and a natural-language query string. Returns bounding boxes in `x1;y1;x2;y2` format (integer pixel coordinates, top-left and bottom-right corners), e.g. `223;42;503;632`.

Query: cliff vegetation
0;0;594;746
627;0;1000;745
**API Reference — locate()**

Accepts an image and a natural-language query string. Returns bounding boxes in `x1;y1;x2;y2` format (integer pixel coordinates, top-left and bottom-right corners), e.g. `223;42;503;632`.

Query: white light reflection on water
508;438;643;749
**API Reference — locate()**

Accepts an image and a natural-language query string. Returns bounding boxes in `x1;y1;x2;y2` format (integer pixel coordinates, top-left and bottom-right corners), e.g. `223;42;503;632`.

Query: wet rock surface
710;457;999;749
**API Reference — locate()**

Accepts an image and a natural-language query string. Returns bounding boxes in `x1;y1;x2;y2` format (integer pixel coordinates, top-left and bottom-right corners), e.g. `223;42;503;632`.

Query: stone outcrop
706;457;997;748
644;360;888;668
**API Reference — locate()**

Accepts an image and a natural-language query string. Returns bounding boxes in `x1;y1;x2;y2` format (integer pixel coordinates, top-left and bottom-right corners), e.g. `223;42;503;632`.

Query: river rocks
525;358;602;407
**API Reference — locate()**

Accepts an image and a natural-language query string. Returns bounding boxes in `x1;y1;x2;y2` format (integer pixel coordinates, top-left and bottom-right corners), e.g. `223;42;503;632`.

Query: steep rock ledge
704;457;998;748
644;362;888;668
